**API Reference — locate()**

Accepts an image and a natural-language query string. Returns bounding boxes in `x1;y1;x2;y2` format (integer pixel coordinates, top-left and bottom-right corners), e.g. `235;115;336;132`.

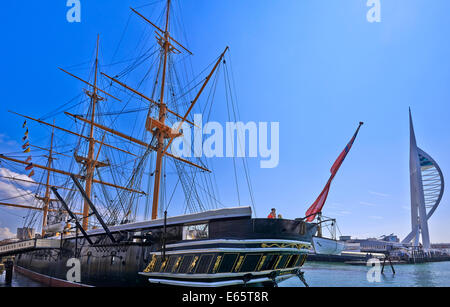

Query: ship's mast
82;35;101;230
151;0;171;220
41;124;55;236
316;213;323;238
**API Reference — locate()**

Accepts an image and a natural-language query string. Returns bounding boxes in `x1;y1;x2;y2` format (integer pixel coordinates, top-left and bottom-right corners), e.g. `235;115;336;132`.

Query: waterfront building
431;244;450;255
346;238;398;253
339;236;352;242
16;228;35;241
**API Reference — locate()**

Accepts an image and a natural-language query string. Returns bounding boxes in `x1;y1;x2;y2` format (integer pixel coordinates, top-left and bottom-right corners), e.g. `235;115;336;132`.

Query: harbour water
1;261;449;287
280;261;450;287
0;269;43;287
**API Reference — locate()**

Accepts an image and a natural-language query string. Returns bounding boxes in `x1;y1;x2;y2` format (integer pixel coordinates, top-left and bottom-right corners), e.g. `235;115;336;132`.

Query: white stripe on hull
140;267;299;279
166;239;311;249
148;274;295;287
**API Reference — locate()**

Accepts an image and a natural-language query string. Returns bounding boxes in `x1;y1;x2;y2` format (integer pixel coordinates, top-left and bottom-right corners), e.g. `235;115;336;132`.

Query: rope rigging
1;1;260;236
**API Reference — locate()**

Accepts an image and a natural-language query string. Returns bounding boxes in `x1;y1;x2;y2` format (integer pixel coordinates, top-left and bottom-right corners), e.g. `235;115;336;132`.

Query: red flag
25;156;32;163
305;179;332;221
28;170;35;178
305;122;363;222
330;123;362;175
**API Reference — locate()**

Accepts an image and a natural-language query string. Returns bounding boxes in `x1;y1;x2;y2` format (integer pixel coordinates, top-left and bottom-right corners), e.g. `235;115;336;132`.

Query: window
183;223;209;240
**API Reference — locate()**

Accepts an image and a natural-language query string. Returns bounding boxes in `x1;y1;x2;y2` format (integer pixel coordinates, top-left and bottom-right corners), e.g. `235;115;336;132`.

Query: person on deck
268;208;276;219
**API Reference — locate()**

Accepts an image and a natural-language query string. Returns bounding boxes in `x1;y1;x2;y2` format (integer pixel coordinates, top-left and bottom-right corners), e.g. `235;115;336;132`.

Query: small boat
311;215;345;255
312;237;345;255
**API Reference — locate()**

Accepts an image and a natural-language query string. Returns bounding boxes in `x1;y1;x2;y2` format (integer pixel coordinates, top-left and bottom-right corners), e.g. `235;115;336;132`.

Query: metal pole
162;210;167;261
70;175;116;243
75;226;78;258
4;259;13;285
388;257;396;274
297;270;309;287
51;187;93;245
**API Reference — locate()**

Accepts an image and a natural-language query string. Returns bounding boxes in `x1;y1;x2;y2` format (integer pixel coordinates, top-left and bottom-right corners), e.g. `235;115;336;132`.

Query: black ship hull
13;207;316;287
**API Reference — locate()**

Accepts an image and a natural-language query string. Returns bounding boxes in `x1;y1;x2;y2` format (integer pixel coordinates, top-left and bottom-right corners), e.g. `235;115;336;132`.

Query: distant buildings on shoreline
339;234;450;255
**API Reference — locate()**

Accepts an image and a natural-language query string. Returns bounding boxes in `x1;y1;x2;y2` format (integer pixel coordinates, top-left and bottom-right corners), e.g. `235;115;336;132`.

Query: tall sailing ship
0;1;316;287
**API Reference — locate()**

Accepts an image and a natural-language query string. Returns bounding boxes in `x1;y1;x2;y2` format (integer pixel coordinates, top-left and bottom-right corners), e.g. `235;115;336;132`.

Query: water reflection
0;270;43;287
281;261;449;287
411;264;436;287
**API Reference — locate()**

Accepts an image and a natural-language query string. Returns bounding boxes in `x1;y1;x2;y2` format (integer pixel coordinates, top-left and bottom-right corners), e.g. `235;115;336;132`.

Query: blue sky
0;0;449;243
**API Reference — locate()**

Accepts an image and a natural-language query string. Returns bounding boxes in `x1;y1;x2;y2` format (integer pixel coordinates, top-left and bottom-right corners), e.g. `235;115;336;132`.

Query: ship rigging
0;0;255;236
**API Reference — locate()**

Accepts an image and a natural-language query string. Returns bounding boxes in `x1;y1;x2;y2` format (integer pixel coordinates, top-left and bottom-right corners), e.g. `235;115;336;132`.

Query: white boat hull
312;236;345;255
